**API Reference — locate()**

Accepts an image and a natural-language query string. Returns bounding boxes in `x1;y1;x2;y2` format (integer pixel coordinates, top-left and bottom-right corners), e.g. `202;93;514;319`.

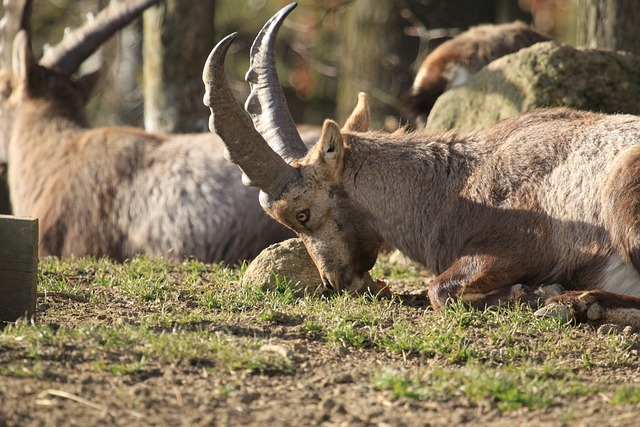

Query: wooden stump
0;215;38;322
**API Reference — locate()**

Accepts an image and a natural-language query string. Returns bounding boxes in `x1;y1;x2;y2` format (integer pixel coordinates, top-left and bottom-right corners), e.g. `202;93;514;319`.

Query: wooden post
0;170;10;214
0;215;38;322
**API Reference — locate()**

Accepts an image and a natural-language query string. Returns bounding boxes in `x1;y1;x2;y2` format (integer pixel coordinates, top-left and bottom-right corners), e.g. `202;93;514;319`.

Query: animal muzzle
322;269;365;293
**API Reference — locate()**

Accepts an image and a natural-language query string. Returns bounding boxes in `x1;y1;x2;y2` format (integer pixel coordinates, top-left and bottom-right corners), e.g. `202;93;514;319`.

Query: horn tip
203;32;238;86
278;2;298;19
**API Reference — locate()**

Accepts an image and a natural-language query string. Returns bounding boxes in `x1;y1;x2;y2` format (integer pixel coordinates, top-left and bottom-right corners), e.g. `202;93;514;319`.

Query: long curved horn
203;33;300;206
0;0;32;69
244;2;308;162
39;0;158;76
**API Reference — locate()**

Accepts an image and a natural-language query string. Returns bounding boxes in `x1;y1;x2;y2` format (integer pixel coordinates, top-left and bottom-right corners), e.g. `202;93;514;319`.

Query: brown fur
277;106;640;327
0;4;323;263
206;5;640;327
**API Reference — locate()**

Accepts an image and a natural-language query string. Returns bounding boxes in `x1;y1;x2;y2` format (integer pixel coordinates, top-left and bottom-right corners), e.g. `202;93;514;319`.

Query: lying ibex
0;0;308;264
204;3;640;327
405;21;549;126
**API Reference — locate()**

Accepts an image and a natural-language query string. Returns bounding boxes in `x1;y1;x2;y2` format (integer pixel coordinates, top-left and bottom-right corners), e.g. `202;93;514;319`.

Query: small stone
331;373;354;384
237;392;260;404
319;397;336;412
241;238;325;296
259;344;291;360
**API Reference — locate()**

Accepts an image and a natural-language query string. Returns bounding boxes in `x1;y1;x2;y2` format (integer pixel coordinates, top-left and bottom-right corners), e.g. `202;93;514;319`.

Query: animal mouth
322;269;362;293
322;275;339;293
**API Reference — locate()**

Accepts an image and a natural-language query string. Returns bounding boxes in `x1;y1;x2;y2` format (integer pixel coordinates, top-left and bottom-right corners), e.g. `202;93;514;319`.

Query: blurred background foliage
10;0;577;131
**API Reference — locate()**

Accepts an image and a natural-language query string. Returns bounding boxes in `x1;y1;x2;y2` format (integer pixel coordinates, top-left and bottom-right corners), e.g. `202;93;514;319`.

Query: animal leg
535;290;640;329
427;255;562;310
603;145;640;277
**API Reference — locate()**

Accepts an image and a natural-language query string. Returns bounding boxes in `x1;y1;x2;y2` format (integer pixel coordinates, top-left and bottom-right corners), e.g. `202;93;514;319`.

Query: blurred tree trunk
576;0;640;54
143;0;216;133
89;19;144;127
335;0;496;130
336;1;409;130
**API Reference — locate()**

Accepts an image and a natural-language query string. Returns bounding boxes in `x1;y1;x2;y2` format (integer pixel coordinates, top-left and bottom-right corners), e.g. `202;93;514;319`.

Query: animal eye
295;209;310;224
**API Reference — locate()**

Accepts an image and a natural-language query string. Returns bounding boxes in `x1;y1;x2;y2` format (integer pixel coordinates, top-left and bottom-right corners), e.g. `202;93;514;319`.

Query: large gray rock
426;41;640;132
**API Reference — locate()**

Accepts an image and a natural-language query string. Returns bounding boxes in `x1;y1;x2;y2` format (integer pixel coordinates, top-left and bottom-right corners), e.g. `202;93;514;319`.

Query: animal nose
322;276;337;292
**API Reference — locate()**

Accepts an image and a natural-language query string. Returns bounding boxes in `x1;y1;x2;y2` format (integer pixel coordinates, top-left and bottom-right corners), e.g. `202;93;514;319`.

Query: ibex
0;0;314;264
204;3;640;327
405;21;549;126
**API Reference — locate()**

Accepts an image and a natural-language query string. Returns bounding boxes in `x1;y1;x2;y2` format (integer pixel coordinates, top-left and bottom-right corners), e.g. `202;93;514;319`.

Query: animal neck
340;131;483;269
8;97;86;215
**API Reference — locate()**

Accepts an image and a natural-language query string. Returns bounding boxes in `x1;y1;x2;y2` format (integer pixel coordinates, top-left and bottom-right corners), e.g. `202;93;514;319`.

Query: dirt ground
2;275;640;427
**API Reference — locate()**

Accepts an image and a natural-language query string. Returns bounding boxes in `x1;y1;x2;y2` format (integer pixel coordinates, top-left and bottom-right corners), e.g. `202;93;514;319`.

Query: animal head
0;0;158;164
203;3;382;292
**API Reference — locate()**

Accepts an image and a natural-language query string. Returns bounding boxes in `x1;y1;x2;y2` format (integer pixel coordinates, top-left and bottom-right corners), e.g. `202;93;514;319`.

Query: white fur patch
600;254;640;297
412;66;429;94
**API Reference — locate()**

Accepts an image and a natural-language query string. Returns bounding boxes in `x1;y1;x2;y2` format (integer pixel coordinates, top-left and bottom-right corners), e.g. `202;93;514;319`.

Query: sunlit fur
267;139;382;291
205;6;640;321
0;34;298;263
264;102;640;302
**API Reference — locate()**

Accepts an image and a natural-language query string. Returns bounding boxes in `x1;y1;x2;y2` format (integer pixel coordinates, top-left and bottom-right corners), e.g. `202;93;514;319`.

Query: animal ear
312;119;345;181
342;92;370;132
12;30;35;88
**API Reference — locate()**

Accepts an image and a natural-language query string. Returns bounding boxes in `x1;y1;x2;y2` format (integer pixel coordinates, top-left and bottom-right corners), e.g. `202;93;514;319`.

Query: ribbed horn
203;32;300;206
39;0;158;76
0;0;31;69
244;2;307;162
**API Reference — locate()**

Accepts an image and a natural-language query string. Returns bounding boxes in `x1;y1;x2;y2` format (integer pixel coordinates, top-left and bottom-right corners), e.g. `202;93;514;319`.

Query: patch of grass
0;362;47;379
4;253;637;420
324;318;370;348
0;320;292;377
611;385;640;405
372;363;598;411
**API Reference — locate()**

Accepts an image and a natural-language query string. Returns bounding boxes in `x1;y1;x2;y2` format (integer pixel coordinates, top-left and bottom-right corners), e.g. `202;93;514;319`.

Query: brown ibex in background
0;0;318;264
405;21;549;126
204;3;640;327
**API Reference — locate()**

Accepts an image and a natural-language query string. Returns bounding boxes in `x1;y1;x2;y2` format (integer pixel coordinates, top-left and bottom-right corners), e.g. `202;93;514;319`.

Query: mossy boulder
426;41;640;132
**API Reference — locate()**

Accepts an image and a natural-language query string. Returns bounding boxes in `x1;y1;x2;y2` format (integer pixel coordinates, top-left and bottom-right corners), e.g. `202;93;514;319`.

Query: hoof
539;283;564;299
534;302;572;323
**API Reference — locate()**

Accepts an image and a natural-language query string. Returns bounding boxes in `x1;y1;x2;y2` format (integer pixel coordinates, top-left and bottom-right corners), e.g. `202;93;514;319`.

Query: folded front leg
535;290;640;329
427;254;562;310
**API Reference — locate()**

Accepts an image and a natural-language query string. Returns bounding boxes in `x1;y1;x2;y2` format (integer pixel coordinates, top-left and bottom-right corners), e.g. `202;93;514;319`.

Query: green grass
371;362;598;411
1;255;638;413
611;385;640;405
0;320;292;377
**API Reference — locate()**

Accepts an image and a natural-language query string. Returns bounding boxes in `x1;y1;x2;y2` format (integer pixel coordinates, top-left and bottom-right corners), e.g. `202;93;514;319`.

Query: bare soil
1;273;640;427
